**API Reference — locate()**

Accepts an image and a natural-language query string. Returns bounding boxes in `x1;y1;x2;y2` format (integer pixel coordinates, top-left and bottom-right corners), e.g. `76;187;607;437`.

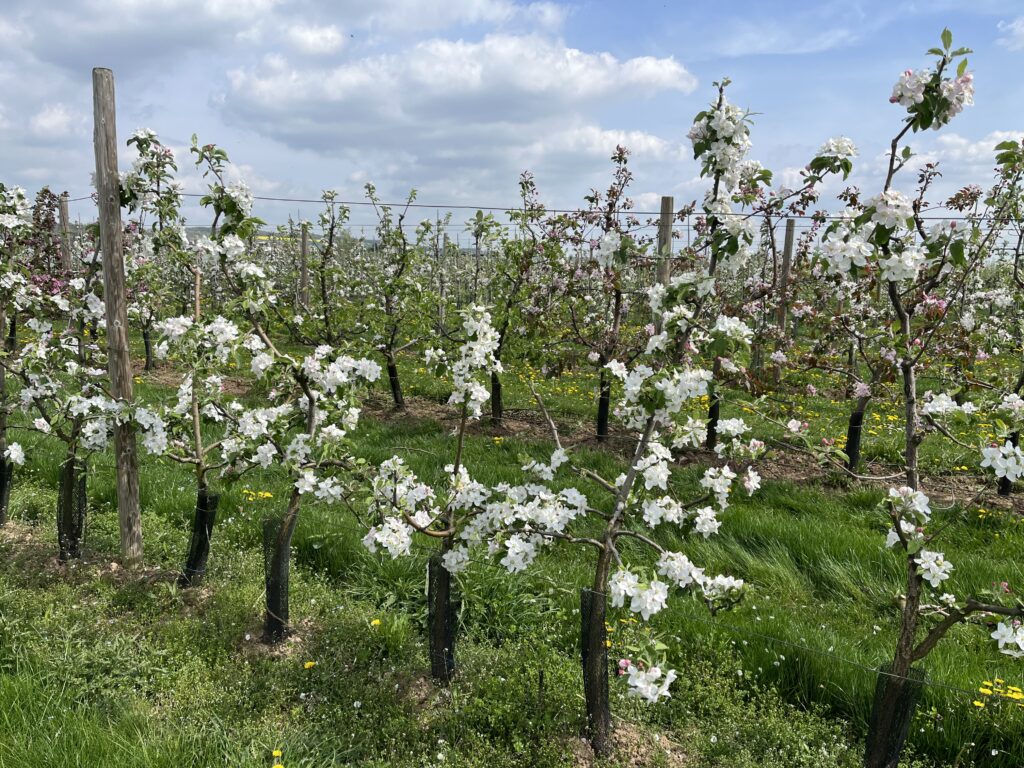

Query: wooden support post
298;222;310;310
93;67;143;565
775;218;795;334
58;192;72;272
655;196;673;332
439;233;448;328
772;219;795;384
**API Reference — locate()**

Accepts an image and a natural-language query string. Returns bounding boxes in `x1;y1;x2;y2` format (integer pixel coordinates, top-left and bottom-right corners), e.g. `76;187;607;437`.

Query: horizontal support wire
61;190;1007;221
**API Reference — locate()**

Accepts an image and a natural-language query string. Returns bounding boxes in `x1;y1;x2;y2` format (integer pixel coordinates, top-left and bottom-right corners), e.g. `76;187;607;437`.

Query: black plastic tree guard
864;664;926;768
580;588;612;755
0;456;12;525
845;408;866;470
179;489;219;587
263;512;298;643
428;553;457;683
57;457;87;561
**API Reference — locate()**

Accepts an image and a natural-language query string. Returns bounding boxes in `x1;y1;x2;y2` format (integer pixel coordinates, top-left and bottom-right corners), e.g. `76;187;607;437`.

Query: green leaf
957;58;968;77
941;28;952;51
901;146;913;160
950;239;965;267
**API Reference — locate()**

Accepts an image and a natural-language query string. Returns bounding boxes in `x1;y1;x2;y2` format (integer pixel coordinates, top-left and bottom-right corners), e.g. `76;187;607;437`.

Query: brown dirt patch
237;616;318;661
567;719;689;767
132;360;250;396
0;519;174;587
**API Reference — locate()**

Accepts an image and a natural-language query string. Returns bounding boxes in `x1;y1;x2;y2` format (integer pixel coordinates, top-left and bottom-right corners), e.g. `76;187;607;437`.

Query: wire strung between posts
61;190;1012;222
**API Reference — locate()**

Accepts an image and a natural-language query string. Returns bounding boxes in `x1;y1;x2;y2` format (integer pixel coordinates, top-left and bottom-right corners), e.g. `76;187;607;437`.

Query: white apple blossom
3;443;25;466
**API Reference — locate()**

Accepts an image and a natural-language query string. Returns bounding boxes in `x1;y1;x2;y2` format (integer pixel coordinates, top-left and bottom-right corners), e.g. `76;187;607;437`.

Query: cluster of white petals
981;441;1024;483
992;621;1024;659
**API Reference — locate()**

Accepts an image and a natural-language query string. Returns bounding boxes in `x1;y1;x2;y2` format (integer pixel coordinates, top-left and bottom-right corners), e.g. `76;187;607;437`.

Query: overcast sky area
1;0;1023;235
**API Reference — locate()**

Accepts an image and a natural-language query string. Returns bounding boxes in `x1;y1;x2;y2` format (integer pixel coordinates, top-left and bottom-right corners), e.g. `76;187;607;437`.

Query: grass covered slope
0;356;1022;766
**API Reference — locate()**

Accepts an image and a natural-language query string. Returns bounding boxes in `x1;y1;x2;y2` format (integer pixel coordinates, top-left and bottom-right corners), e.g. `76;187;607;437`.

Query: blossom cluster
426;306;502;419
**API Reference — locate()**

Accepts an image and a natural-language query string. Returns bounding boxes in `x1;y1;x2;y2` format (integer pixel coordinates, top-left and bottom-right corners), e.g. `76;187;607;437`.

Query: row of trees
1;30;1023;767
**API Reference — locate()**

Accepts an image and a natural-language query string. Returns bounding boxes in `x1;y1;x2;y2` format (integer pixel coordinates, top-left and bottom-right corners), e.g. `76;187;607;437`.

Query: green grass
1;350;1022;766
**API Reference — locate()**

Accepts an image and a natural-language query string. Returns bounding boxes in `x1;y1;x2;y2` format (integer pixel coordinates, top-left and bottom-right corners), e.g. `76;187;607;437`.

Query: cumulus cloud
213;32;696;210
30;104;77;139
997;17;1024;51
287;24;345;55
226;35;694;115
933;131;1024;164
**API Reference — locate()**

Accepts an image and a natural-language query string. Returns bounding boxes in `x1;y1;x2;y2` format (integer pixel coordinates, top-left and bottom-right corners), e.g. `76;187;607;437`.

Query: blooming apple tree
188;138;382;640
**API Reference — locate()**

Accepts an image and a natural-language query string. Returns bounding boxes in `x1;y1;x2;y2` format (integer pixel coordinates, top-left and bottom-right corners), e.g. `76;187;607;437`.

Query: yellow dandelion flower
371;619;381;627
304;661;316;670
272;749;283;757
972;700;985;708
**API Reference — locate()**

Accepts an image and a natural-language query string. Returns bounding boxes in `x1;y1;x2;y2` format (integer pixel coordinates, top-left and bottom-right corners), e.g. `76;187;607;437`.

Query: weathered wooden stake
773;218;795;383
298;222;310;309
93;67;143;565
58;191;72;272
0;304;9;526
775;219;795;332
654;196;673;333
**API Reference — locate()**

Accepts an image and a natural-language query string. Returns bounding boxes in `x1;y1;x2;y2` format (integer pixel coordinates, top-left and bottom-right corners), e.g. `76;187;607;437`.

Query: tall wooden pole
298;222;310;310
58;192;73;272
773;218;796;385
654;195;673;332
775;218;795;334
93;67;143;565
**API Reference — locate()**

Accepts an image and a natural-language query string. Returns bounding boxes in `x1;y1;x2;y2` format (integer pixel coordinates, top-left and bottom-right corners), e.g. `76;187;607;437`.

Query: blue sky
1;0;1022;232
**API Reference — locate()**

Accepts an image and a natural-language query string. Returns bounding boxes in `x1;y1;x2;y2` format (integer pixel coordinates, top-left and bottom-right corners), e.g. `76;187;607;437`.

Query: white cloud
997;17;1024;50
287;24;345;55
357;0;567;33
30;104;76;139
933;131;1024;164
226;34;695;116
521;126;683;162
711;21;857;57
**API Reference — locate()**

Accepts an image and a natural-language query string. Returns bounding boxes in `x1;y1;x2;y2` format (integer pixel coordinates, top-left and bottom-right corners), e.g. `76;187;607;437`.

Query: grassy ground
1;351;1022;767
